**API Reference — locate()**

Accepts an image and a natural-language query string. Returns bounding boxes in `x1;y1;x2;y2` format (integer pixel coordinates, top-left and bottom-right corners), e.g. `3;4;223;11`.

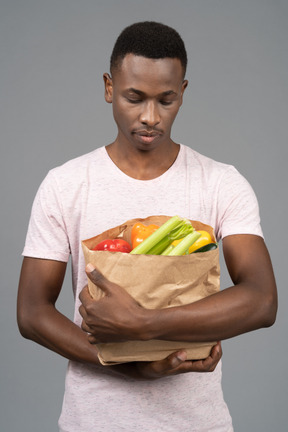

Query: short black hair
110;21;187;76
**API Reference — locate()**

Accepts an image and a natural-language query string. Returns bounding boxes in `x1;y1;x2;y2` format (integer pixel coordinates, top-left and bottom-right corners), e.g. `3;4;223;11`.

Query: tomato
92;239;132;253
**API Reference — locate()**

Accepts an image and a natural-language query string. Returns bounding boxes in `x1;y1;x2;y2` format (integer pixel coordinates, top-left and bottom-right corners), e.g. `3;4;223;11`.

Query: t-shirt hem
22;249;69;262
221;229;264;239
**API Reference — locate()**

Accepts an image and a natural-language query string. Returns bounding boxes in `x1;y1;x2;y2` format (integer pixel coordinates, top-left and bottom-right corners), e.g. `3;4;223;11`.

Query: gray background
1;1;287;431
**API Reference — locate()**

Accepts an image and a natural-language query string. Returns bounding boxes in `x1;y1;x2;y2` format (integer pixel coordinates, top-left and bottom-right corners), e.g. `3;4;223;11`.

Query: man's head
104;22;188;153
110;21;187;78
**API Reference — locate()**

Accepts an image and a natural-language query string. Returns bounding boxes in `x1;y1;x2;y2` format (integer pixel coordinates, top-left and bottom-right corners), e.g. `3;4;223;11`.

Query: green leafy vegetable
130;216;194;255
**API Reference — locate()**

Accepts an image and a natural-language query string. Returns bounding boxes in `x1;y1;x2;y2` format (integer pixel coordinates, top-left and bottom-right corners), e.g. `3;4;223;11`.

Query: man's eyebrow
126;88;177;96
126;88;144;95
161;90;177;96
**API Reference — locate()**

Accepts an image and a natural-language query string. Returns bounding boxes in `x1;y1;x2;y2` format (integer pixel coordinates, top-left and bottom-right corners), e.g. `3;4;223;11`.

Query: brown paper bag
81;215;220;365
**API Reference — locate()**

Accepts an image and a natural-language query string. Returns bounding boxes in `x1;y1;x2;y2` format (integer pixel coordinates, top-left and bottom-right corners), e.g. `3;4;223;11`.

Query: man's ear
103;73;113;103
180;79;188;105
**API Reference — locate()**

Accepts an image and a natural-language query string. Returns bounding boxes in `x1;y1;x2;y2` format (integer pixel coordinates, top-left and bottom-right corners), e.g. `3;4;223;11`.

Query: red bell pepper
92;239;132;253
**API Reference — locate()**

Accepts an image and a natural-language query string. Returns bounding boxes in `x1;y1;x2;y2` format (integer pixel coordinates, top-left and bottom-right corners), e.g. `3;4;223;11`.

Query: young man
17;22;277;431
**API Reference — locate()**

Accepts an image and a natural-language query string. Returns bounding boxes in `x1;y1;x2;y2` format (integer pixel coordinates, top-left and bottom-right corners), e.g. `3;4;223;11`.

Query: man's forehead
112;54;184;84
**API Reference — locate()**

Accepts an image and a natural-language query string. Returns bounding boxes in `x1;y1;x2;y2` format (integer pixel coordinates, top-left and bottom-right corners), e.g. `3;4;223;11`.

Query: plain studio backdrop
1;1;287;431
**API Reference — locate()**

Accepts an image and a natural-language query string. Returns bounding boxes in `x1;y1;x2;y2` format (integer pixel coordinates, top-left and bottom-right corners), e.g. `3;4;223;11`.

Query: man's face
104;54;188;152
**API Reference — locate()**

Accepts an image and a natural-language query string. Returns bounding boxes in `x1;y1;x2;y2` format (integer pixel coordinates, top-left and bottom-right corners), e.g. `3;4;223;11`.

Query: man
17;21;277;431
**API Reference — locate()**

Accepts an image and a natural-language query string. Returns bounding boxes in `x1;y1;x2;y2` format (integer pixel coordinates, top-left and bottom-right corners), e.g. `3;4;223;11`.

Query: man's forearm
141;281;276;343
18;304;101;365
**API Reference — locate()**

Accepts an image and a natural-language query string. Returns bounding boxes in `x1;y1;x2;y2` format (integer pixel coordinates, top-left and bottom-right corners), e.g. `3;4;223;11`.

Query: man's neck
105;140;180;180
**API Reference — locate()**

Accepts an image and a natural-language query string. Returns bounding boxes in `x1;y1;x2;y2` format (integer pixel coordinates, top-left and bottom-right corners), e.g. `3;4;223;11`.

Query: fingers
165;342;222;374
153;350;188;375
85;263;113;295
188;342;222;373
161;350;188;370
210;341;222;360
204;341;222;366
78;284;92;306
137;350;187;379
78;299;98;344
78;285;94;334
138;343;223;379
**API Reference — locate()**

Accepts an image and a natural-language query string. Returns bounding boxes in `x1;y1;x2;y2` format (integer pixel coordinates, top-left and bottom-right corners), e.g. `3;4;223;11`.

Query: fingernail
86;263;95;273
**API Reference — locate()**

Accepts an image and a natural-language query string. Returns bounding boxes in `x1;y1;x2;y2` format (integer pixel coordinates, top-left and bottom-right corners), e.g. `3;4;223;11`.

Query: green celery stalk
145;222;194;255
160;243;175;256
130;216;191;255
166;231;202;256
144;235;172;255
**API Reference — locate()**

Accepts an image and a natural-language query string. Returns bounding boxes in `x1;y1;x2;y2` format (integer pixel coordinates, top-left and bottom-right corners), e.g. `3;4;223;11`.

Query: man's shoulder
54;146;104;173
38;146;107;196
46;146;106;182
182;144;235;174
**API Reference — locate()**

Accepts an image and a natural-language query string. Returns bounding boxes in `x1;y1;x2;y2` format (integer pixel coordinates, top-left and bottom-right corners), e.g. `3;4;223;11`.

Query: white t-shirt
23;144;263;432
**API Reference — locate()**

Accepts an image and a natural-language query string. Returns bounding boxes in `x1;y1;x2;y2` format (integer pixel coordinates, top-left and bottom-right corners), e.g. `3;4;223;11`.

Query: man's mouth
133;130;162;143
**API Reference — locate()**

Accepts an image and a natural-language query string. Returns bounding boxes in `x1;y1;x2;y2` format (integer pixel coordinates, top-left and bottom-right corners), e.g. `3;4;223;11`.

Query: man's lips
133;130;162;143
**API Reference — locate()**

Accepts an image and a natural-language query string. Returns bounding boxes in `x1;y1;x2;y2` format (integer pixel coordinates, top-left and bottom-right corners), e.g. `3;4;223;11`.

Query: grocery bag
81;215;220;365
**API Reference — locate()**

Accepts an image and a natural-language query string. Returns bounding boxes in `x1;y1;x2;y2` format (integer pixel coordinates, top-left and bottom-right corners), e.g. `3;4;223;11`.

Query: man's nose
139;101;160;127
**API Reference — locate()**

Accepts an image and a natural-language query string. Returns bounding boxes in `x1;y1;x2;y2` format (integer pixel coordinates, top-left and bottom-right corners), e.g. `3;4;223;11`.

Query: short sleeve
22;171;70;262
216;167;263;240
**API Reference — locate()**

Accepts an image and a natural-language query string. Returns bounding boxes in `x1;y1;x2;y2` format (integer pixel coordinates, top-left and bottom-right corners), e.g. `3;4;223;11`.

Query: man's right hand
112;342;222;380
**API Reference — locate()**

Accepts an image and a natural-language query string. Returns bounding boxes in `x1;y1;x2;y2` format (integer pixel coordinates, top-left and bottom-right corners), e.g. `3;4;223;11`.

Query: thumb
161;350;187;371
169;350;187;368
85;263;111;295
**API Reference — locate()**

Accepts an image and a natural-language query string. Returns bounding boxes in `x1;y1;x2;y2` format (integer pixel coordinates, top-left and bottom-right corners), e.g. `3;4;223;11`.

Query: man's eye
160;100;173;106
126;98;141;104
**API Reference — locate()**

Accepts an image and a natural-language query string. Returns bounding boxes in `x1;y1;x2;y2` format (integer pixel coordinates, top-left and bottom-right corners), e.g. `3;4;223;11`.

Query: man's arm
17;257;222;379
79;234;277;343
147;234;277;342
17;257;100;364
